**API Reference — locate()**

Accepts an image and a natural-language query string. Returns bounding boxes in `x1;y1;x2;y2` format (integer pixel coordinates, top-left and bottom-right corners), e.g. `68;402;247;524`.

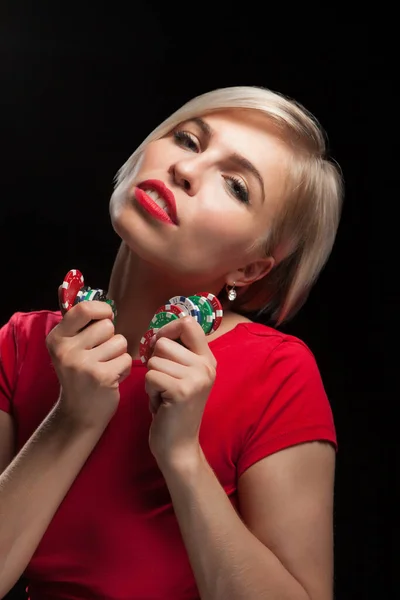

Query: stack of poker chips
60;269;117;322
60;271;223;365
139;293;223;364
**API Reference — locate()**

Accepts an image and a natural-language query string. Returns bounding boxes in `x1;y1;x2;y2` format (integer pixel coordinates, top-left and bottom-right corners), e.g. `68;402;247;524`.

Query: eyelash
173;130;250;204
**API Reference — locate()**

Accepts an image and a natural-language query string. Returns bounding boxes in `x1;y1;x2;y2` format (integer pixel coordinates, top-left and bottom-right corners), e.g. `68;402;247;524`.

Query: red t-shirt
0;310;337;600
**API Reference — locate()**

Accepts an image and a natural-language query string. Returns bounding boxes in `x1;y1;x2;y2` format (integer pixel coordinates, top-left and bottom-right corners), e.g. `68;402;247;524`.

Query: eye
173;130;199;152
225;176;249;204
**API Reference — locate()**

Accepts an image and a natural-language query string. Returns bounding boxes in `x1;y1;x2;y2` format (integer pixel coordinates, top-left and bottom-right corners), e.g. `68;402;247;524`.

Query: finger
114;352;133;384
57;301;114;337
148;393;162;415
154;316;211;357
91;333;128;362
146;355;187;379
145;369;174;403
76;318;115;350
151;336;194;366
102;352;133;385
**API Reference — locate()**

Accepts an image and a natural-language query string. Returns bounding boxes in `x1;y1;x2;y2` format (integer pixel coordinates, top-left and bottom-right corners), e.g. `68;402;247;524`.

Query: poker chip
195;292;223;334
139;291;224;364
81;288;106;302
59;269;117;325
61;269;85;313
81;289;117;323
139;327;159;364
149;310;179;330
189;295;214;334
105;298;117;320
168;295;201;323
73;285;91;305
101;296;117;325
154;303;187;319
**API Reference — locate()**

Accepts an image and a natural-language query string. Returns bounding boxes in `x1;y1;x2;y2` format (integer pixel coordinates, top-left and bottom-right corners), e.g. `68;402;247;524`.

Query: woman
0;86;343;599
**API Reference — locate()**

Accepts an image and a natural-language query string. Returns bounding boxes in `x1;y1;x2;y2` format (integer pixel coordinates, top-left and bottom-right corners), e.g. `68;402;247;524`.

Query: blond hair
115;86;344;325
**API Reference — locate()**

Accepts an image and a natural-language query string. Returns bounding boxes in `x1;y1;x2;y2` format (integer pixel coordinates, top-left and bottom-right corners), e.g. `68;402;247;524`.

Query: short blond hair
115;86;344;325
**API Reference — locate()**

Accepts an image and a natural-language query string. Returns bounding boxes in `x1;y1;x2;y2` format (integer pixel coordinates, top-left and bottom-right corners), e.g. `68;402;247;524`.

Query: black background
0;6;389;600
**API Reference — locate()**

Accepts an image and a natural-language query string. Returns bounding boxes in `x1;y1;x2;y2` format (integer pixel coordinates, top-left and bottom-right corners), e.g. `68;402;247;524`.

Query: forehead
199;108;279;138
189;108;288;164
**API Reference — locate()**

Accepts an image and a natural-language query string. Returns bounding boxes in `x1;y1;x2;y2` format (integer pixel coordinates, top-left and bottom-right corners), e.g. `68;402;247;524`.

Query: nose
169;156;203;196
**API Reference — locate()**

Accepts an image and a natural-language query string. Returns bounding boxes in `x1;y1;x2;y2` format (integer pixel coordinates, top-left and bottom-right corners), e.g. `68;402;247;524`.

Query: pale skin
0;109;335;599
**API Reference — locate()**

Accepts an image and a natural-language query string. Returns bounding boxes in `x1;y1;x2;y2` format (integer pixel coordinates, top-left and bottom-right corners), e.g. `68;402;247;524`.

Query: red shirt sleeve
237;338;337;477
0;313;19;414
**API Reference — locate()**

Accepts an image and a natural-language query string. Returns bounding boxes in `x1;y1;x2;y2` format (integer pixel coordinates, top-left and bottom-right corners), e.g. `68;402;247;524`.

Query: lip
135;179;178;225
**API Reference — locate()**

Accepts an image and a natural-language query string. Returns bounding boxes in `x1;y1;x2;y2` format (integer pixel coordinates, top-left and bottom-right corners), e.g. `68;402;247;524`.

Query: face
109;109;289;289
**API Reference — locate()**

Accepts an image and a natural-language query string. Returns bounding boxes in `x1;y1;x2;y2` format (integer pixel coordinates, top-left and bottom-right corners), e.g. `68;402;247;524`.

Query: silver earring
226;283;237;302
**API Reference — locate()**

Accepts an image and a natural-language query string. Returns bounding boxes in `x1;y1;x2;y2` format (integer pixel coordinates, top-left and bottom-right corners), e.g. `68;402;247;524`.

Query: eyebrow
189;117;265;200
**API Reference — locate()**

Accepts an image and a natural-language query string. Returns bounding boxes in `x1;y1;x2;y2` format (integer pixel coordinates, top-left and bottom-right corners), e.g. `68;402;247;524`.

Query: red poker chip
60;269;85;314
195;292;223;334
154;303;187;318
139;327;159;365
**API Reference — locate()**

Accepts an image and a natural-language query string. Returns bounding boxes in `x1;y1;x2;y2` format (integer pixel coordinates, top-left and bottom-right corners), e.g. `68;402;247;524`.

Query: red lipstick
135;180;178;225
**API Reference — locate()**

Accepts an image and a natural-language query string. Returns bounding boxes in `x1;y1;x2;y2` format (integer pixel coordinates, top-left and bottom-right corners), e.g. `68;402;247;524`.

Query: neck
107;243;237;359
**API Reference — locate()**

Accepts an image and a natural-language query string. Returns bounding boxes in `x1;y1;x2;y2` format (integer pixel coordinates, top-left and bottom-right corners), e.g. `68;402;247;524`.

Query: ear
227;256;275;288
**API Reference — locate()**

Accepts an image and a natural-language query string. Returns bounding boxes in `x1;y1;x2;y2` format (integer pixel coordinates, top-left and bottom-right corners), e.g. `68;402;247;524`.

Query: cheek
137;141;175;172
194;195;254;243
189;213;254;261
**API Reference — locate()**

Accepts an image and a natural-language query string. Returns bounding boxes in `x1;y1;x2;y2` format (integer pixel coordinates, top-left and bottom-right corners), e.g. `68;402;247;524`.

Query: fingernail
149;334;157;348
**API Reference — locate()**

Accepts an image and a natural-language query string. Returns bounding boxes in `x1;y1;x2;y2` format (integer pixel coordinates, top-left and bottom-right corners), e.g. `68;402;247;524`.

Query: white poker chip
168;295;201;322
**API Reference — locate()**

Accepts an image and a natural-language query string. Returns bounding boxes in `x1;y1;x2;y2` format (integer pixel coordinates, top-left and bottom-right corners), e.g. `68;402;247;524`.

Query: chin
109;209;164;265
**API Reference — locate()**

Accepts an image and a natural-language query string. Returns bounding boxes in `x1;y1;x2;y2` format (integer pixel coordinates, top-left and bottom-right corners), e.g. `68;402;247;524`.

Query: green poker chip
105;298;117;324
149;310;178;330
189;295;214;334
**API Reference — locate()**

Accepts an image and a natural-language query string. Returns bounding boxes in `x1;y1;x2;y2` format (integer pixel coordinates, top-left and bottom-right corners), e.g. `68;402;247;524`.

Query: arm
145;317;335;599
0;411;15;474
161;441;335;600
0;300;131;597
0;402;107;597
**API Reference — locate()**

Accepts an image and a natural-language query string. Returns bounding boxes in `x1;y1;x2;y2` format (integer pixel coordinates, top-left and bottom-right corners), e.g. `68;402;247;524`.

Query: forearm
161;450;309;600
0;401;106;597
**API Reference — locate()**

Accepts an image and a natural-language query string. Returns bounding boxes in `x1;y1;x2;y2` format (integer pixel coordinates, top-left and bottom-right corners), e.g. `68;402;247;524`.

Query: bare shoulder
0;411;15;474
238;441;336;600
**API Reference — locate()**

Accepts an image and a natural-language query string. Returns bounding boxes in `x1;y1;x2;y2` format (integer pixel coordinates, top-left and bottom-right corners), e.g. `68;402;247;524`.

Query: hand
46;295;132;432
145;316;217;469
